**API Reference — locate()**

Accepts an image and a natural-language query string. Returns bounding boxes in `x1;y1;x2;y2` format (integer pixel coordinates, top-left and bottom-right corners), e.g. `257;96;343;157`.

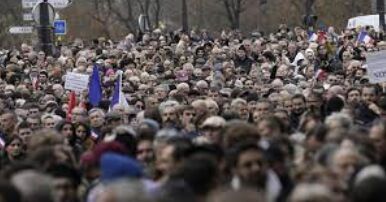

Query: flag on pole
308;31;318;42
67;91;77;121
357;31;373;44
89;64;102;107
110;70;129;109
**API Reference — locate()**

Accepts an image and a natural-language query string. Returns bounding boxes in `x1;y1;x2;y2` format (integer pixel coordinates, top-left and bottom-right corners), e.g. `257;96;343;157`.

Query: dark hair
46;164;81;188
291;94;306;103
0;180;22;202
74;122;91;140
346;87;361;98
228;142;264;169
18;121;30;130
169;155;218;196
166;137;193;162
351;177;386;202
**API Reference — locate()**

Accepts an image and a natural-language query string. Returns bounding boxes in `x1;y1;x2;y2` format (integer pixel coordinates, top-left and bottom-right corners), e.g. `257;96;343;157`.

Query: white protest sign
64;72;89;92
22;0;70;9
368;65;386;83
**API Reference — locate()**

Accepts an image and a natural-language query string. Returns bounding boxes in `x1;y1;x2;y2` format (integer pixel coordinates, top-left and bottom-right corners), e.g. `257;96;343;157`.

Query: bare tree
220;0;248;29
88;0;114;38
152;0;162;28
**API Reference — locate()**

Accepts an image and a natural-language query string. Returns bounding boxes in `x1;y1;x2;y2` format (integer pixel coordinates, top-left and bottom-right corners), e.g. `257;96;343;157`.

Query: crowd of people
0;23;385;202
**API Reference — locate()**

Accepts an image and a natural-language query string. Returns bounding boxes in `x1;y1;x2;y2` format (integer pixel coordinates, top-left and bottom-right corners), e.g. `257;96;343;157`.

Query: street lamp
33;0;55;55
377;0;386;32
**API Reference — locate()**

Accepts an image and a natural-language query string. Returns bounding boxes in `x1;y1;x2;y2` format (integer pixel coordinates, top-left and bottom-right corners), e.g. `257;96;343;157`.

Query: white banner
368;61;386;83
64;72;89;92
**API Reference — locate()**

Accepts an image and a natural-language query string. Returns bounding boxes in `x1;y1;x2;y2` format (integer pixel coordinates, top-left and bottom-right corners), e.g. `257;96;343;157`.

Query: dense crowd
0;24;385;202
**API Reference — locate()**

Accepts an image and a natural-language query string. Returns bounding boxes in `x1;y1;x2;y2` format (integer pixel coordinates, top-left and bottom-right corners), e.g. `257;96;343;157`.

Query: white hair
325;112;353;130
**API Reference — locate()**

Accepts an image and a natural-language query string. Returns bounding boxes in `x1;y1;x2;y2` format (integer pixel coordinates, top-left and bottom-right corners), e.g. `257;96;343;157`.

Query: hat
100;152;143;182
200;116;226;129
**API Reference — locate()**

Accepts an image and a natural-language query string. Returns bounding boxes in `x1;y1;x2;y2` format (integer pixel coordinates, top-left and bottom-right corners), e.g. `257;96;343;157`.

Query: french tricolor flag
0;137;5;149
308;31;318;42
358;31;373;44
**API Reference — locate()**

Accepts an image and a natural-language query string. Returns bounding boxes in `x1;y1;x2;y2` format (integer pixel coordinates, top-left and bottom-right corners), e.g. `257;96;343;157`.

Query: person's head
71;107;88;124
5;136;24;160
136;135;155;166
206;99;220;116
290;183;338;202
369;119;386;161
0;111;18;134
325;112;353;131
95;180;149;202
346;88;361;105
71;123;89;142
291;94;306;115
26;117;41;131
161;106;179;128
46;164;81;202
56;121;74;140
11;170;55;202
200;116;226;144
0;180;22;202
361;85;379;105
155;85;169;101
169;154;218;197
42;114;57;129
276;64;289;78
231;98;249;121
156;137;193;179
306;92;323;110
88;108;105;128
351;177;386;202
257;115;285;139
179;105;196;127
330;147;364;181
237;46;246;59
222;121;260;149
105;111;123;130
17;121;33;144
252;100;273;123
229;142;267;189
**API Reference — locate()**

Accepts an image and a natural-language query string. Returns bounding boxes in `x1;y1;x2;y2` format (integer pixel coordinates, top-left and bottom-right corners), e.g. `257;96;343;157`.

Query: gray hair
325;112;353;130
101;180;149;202
230;98;247;108
159;100;180;114
154;128;181;147
88;108;106;118
11;170;55;202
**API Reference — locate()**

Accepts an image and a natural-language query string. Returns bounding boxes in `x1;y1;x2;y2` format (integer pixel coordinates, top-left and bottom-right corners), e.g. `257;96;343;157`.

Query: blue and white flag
89;64;102;107
358;31;373;44
308;31;318;42
110;70;129;109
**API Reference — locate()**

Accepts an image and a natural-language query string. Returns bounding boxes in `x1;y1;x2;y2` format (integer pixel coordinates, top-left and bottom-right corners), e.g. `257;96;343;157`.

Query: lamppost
34;0;55;56
182;0;188;33
377;0;386;32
